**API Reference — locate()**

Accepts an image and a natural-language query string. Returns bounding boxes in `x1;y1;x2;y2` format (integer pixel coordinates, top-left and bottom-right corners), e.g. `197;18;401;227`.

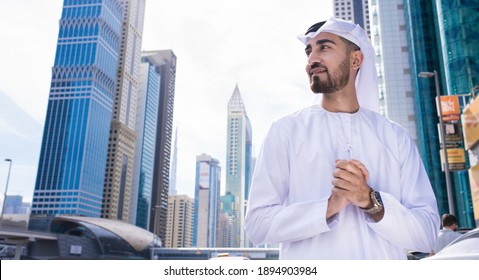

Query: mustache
308;62;328;75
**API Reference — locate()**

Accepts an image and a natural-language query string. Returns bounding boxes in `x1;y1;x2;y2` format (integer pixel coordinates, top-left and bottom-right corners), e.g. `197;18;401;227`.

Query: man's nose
307;49;321;65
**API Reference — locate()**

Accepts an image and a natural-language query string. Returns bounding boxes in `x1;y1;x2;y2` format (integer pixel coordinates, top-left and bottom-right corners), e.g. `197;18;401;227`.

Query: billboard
440;148;467;171
437;95;460;122
199;162;210;189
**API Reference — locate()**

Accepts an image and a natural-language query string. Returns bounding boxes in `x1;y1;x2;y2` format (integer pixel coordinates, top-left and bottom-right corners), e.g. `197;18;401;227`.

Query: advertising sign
199;162;210;189
440;148;467;171
437;95;460;122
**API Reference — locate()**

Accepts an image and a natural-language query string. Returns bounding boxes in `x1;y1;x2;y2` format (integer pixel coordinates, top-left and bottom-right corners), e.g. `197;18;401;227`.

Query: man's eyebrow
315;39;337;46
305;39;337;52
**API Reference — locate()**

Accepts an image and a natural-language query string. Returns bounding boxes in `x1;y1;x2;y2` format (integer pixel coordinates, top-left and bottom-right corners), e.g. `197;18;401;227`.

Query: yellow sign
468;164;479;226
440;148;466;171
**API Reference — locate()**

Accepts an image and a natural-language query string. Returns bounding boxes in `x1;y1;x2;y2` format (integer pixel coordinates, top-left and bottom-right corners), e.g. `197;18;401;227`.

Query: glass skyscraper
404;0;477;227
193;154;221;248
32;0;123;217
147;49;177;242
129;52;162;229
434;0;477;227
225;85;252;247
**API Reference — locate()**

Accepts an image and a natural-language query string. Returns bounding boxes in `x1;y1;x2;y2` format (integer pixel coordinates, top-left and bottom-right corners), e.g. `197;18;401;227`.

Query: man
433;214;462;254
244;18;440;259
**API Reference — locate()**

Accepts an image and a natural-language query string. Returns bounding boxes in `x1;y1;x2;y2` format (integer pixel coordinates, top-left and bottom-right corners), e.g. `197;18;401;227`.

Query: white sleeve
366;130;440;252
244;121;335;245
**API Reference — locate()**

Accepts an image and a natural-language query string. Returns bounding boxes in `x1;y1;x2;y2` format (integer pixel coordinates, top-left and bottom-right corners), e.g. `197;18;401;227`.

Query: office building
102;0;146;222
193;154;221;248
146;50;177;241
169;128;178;195
404;0;476;227
225;85;252;247
32;0;123;216
129;52;162;229
3;195;31;215
369;0;417;141
165;194;194;248
333;0;371;37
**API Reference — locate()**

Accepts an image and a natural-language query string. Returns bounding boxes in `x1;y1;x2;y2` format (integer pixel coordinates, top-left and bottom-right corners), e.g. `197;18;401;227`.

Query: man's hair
441;214;458;227
305;21;360;54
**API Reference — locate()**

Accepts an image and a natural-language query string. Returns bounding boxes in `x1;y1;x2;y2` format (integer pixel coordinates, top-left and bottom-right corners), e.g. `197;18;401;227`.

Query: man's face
304;32;351;94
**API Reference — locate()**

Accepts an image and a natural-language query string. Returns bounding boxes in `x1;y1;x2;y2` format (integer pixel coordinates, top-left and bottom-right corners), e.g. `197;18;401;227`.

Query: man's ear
350;50;363;70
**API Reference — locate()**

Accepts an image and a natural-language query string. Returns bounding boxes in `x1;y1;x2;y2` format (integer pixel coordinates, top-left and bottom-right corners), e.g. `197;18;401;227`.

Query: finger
335;161;365;180
331;176;355;192
332;168;359;186
350;159;369;181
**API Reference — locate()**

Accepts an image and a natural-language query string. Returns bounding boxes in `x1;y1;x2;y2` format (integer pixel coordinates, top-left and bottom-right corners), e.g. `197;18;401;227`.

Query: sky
0;0;334;201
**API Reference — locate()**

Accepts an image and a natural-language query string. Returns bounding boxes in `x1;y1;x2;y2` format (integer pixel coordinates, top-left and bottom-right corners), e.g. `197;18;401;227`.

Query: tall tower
333;0;371;37
369;0;417;142
165;194;194;248
129;52;163;229
169;128;178;195
225;85;252;247
404;0;476;227
193;154;221;248
435;0;477;227
147;50;177;241
31;0;123;217
102;0;146;222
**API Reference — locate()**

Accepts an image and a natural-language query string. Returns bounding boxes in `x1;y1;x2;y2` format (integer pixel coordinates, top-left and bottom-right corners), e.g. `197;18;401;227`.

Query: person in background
433;214;462;254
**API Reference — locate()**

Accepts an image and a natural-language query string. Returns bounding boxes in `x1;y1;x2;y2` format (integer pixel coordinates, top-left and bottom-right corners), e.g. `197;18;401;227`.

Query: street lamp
1;159;13;227
418;70;455;215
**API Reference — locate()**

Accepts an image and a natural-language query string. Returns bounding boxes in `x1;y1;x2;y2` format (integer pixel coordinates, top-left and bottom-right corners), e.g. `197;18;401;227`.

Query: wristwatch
360;189;383;215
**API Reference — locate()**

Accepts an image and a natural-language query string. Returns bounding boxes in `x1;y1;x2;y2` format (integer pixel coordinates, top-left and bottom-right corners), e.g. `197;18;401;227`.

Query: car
209;253;250;260
422;228;479;260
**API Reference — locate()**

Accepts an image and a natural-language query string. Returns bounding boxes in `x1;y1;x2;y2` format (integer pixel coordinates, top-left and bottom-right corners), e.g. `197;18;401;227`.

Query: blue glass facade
435;0;478;227
193;155;221;247
135;61;161;229
405;0;476;227
244;116;252;201
32;0;122;217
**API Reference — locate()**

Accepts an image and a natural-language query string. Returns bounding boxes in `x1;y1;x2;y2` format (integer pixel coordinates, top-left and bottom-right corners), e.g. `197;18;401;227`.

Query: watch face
373;191;383;207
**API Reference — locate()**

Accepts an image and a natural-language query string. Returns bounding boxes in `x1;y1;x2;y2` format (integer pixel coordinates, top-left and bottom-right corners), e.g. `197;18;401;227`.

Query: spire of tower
228;84;246;114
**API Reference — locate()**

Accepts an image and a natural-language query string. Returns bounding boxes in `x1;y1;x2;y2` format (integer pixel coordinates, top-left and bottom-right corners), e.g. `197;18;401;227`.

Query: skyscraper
32;0;123;217
129;52;162;229
169;128;178;195
147;50;177;241
165;194;194;248
102;0;146;222
404;0;476;227
225;85;252;247
333;0;371;37
369;0;417;141
193;154;221;248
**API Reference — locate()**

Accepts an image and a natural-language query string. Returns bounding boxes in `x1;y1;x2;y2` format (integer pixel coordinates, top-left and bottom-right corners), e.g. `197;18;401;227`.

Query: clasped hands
327;159;372;218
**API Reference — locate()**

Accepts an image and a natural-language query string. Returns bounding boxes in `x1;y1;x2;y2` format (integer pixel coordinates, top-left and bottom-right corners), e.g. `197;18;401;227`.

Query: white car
422;228;479;260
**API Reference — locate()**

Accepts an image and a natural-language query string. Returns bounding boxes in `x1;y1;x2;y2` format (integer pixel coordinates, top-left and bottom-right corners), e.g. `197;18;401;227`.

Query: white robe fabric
244;104;440;259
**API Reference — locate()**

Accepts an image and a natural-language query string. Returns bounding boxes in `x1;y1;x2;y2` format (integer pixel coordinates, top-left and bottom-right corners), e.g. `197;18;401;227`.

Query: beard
310;57;351;94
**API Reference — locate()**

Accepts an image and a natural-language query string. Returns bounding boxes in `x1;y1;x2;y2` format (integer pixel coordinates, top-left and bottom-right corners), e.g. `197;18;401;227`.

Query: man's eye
320;45;330;50
305;50;311;56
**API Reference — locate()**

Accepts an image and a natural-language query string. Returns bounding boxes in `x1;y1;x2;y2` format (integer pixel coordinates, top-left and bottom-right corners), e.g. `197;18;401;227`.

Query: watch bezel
361;189;383;214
